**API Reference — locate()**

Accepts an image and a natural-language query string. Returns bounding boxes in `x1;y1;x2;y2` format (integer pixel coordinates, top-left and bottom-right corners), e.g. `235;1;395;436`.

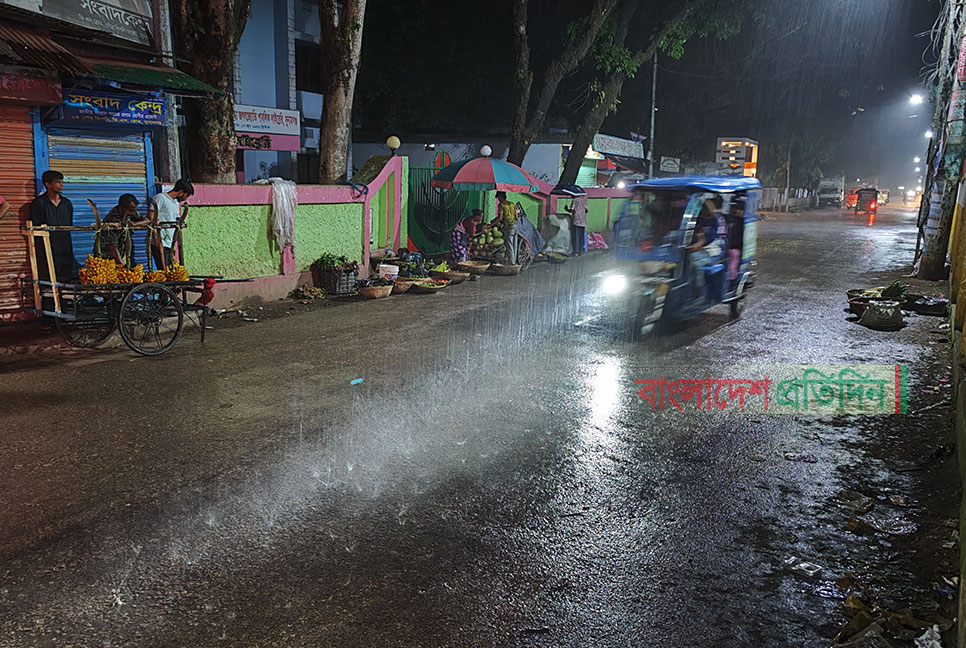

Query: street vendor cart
20;200;245;356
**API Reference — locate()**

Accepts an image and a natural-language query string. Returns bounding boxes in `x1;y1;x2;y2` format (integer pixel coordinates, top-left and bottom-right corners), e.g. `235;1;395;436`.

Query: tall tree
508;0;618;165
559;0;746;185
171;0;252;184
319;0;367;184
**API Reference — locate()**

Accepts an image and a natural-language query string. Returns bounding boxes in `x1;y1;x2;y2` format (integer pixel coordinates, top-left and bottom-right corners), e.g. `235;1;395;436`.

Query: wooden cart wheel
119;283;184;356
54;293;117;348
517;238;534;269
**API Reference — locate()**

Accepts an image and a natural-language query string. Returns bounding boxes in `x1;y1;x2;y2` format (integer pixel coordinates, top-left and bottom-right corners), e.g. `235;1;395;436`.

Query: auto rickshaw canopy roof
633;175;762;193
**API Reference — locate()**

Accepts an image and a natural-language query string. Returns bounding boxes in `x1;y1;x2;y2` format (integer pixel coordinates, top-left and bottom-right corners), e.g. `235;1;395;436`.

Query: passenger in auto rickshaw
726;197;746;291
687;197;724;295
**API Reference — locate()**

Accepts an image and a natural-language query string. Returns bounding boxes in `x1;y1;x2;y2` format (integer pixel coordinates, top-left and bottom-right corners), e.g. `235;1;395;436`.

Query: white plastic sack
254;177;298;250
543;212;572;255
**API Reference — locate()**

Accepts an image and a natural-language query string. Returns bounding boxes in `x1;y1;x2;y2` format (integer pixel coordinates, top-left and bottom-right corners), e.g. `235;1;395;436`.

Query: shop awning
76;56;220;96
0;22;91;74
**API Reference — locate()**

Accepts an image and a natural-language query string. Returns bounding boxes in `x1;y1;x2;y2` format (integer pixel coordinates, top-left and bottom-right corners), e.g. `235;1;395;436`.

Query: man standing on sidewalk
29;170;74;281
148;179;193;269
565;194;588;256
496;191;518;264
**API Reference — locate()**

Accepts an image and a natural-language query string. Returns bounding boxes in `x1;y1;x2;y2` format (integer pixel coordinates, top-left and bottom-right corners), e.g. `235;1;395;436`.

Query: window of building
295;39;324;94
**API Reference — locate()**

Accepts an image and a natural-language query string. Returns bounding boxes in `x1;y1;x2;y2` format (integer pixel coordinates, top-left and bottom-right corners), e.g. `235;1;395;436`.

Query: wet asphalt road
0;205;955;647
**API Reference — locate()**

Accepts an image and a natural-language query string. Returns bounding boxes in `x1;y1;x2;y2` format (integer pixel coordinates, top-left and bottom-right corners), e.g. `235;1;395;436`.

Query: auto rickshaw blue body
606;175;761;336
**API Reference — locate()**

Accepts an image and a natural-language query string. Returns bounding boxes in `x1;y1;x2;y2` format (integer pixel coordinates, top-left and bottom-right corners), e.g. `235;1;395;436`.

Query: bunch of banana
78;255;119;285
116;264;144;284
145;270;167;283
164;263;189;282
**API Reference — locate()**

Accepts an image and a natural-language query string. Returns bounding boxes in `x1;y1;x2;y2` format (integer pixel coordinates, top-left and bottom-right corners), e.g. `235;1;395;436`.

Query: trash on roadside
909;297;949;317
834;610;877;644
845;516;870;534
914;625;942;648
349;378;364;385
242;317;259;322
835;575;861;594
887;494;912;507
783;452;818;463
783;555;822;578
835;490;875;514
860;513;917;535
932;576;958;597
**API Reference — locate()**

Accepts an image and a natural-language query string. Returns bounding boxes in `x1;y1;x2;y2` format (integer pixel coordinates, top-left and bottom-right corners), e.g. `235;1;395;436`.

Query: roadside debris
860;514;917;536
914;625;942;648
835;490;874;514
909;297;949;317
349;378;364;385
783;452;818;463
887;494;912;508
783;556;822;578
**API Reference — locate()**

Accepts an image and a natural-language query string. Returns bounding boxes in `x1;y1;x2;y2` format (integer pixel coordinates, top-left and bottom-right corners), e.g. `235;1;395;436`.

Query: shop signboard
234;104;301;151
0;0;153;45
659;156;681;173
62;89;166;126
0;65;62;104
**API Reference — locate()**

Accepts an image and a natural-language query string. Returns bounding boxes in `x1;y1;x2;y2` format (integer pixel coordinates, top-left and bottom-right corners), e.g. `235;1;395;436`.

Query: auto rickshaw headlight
602;274;628;295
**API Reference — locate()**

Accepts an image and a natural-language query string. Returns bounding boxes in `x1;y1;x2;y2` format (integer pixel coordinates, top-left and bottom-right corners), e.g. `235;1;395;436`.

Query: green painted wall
546;196;627;234
182;202;365;278
295;203;365;271
183;204;282;278
482;190;542;227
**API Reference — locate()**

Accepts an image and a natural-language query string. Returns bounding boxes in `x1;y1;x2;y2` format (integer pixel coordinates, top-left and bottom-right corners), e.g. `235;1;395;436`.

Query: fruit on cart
116;264;144;284
145;270;167;282
79;255;119;285
164;263;189;282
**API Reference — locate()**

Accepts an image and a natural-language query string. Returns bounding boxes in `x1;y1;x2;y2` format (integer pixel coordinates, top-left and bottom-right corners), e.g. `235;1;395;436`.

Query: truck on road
817;176;846;208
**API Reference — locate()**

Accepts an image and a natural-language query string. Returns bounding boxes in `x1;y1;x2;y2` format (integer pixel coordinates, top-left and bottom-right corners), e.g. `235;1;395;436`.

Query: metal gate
408;165;481;255
47;129;151;268
0;105;35;321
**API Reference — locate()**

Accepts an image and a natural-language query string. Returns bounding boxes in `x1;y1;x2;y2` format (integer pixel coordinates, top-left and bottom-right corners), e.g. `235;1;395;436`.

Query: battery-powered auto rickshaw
602;176;760;339
855;187;878;215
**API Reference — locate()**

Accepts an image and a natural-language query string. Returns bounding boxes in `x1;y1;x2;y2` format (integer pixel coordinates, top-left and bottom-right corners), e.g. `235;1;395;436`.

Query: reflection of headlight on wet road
602;274;627;295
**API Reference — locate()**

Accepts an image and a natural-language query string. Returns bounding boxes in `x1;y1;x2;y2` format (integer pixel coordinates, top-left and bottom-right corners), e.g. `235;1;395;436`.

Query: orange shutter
0;105;35;321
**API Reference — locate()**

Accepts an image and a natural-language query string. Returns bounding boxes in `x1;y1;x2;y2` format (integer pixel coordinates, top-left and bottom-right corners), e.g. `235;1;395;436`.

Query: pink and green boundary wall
479;180;628;233
182;156;407;307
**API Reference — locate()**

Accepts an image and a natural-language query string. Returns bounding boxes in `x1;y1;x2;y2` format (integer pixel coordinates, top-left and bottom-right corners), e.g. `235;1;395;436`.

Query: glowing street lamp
925;130;934;138
914;157;921;163
916;167;921;172
910;94;924;105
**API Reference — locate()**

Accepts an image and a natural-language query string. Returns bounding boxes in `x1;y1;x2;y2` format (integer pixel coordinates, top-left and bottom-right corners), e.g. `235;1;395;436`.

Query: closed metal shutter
0;105;35;321
47;129;150;268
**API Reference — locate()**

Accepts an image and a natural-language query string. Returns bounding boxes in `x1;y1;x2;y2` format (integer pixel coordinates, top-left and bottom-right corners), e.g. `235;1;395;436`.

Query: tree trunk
319;0;367;184
171;0;252;184
507;0;532;167
507;0;617;165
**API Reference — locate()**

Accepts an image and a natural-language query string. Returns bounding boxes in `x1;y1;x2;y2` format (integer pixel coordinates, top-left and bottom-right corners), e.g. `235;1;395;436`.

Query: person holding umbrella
565;193;588;256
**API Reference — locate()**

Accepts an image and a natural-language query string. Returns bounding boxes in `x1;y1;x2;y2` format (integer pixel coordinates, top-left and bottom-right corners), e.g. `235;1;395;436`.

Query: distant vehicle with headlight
605;176;761;338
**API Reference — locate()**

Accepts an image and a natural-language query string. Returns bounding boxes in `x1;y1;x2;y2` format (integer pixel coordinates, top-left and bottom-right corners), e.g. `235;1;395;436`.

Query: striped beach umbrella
431;148;540;192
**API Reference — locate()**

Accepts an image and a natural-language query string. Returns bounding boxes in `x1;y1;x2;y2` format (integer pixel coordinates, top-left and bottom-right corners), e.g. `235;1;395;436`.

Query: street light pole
649;53;657;178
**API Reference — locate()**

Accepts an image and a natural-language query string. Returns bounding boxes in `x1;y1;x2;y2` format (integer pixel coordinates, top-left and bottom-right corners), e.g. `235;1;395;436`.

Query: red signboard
0;65;62;104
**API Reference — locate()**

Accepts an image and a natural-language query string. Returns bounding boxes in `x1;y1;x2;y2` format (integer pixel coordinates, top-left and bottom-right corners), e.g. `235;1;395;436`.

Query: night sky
356;0;942;188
